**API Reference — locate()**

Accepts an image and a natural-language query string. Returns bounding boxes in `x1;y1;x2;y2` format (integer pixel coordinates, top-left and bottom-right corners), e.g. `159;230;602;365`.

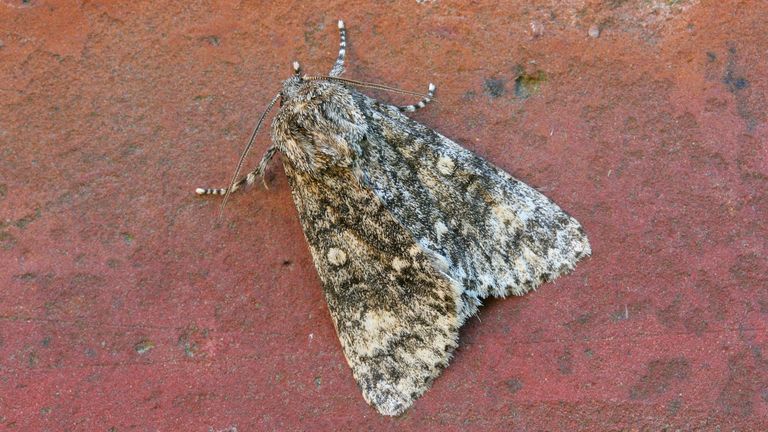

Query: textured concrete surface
1;1;766;430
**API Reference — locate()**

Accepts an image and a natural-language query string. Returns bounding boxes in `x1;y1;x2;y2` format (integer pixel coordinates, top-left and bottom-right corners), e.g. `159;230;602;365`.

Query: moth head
279;68;305;107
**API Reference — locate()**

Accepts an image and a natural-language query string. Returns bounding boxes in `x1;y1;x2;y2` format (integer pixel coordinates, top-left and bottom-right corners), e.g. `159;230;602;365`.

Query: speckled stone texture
1;1;766;430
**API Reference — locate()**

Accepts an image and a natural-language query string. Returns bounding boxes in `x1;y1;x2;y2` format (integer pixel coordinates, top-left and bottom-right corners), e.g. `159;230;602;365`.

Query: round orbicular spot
492;203;523;231
436;156;455;175
391;257;409;271
434;221;448;242
327;247;347;266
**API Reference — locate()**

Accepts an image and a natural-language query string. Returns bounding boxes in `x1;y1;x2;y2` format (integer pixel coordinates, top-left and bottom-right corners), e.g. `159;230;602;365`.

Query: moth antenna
303;75;435;100
399;83;436;112
195;92;281;220
218;92;281;218
329;19;347;77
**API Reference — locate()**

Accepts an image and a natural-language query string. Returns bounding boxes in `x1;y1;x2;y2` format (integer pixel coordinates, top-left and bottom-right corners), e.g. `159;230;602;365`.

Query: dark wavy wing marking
352;93;591;322
283;163;462;416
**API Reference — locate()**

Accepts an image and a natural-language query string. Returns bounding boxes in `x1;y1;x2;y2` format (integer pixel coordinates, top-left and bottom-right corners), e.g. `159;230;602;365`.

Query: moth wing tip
195;188;206;195
371;396;411;417
376;406;407;417
338;19;345;29
359;380;416;417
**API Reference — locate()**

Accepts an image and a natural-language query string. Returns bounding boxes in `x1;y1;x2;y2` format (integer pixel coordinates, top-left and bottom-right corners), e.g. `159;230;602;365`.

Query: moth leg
195;145;278;196
328;20;347;77
398;83;436;112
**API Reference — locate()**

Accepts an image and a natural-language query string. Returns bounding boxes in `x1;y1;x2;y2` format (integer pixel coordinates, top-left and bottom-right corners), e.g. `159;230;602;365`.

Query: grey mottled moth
196;20;591;416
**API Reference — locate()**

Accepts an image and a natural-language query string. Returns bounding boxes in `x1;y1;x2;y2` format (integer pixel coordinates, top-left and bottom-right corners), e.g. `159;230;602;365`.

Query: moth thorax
276;124;357;173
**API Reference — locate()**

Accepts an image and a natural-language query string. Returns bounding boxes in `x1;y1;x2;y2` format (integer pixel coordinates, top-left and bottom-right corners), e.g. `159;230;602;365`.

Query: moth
196;20;590;416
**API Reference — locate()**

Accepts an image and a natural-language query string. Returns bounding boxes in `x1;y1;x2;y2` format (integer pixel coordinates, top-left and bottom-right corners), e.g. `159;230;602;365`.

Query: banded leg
195;145;279;196
398;83;436;112
329;20;347;77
